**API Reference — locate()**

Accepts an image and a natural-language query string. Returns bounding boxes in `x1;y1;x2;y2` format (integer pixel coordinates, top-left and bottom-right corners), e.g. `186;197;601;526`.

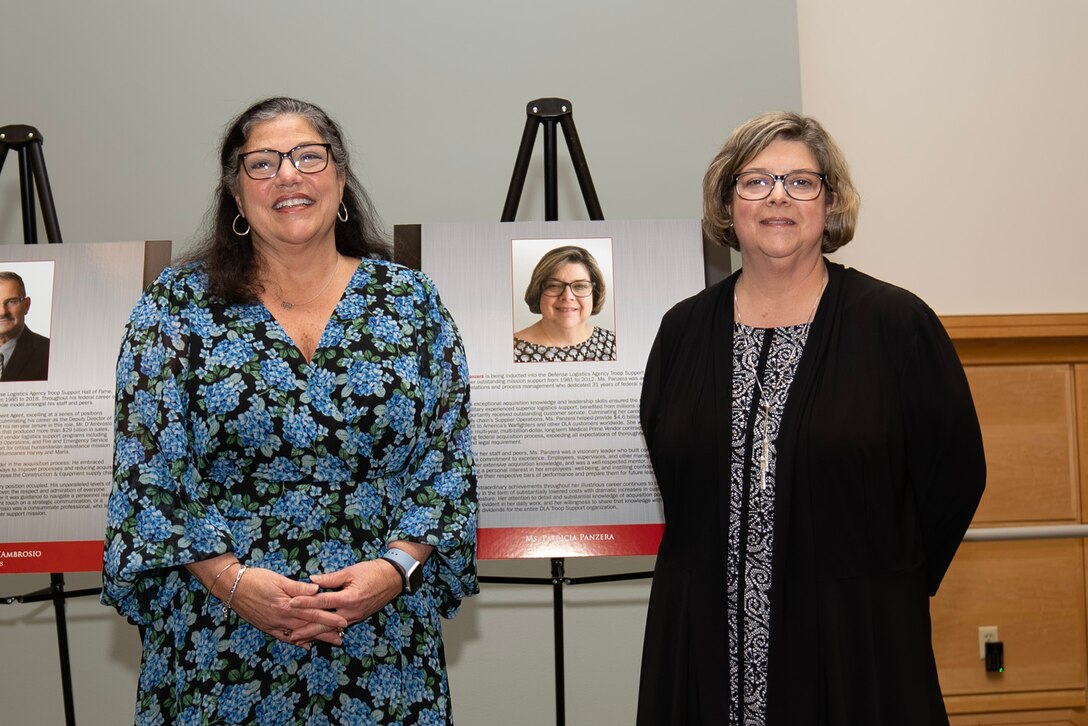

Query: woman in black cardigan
636;112;985;725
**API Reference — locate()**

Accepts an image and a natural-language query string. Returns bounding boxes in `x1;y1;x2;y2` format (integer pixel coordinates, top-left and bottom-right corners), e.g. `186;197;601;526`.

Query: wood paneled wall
934;315;1088;726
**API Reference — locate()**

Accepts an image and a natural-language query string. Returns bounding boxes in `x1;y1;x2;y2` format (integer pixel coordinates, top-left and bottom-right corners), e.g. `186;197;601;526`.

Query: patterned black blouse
728;321;811;726
513;325;617;362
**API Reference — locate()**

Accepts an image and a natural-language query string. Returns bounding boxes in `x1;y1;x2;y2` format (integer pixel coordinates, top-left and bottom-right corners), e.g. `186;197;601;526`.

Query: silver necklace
734;270;827;490
277;255;341;310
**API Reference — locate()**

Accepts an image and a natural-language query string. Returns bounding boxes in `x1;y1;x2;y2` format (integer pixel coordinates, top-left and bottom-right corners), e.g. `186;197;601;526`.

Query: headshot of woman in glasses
513;244;617;362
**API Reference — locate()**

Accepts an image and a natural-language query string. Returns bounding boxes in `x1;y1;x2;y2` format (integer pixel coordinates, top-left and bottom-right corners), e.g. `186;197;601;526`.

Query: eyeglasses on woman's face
238;143;332;180
733;171;828;201
541;280;594;298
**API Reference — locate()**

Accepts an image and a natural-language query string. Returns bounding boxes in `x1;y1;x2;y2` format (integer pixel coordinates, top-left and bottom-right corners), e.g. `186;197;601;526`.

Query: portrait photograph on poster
511;238;617;364
0;260;55;383
420;219;706;559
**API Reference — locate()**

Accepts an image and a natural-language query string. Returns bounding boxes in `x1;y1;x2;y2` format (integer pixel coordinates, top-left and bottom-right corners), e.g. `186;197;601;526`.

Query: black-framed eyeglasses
541;280;595;298
238;143;333;180
1;296;25;309
733;171;828;201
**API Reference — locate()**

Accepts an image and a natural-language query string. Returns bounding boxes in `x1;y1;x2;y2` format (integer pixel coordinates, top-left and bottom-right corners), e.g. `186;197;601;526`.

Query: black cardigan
636;262;985;725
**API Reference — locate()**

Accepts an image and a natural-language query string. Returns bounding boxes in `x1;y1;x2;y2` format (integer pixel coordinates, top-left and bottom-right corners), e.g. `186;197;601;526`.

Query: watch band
381;548;422;595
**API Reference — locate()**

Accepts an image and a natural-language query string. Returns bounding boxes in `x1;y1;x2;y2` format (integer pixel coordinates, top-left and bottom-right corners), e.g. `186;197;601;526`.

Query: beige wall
799;0;1088;315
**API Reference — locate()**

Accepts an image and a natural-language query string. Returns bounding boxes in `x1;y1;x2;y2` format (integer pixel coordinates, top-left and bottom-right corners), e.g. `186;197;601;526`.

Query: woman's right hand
226;567;348;647
186;555;347;648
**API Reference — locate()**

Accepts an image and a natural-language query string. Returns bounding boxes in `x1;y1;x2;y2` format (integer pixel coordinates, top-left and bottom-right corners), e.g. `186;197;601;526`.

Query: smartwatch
381;548;423;595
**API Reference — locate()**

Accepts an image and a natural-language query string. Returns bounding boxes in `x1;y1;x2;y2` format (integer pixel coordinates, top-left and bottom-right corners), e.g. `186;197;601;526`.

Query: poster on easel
0;240;170;574
415;220;707;559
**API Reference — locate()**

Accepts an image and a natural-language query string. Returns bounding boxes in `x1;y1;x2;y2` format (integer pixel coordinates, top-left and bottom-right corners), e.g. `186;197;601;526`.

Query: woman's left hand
287;559;404;644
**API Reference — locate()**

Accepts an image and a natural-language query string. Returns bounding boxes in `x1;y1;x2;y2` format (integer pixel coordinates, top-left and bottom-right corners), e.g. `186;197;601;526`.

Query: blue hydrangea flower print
301;656;347;699
187;627;221;671
217;682;261;723
229;622;267;663
346;485;383;520
256;691;301;725
114;436;143;469
334;696;381;726
232;406;274;449
383;392;418;436
138;342;166;379
433;471;468;499
128;297;160;331
202;376;245;416
392;354;420;386
368;312;403;345
314;454;351;483
135;507;173;543
211;337;254;368
138;650;168;692
284;409;324;448
186;304;216;338
367;663;402;706
311;537;358;572
348;359;387;396
102;260;476;724
260;356;296;392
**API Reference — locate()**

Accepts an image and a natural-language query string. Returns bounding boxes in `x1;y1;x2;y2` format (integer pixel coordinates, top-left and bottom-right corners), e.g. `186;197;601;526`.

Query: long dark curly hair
181;97;391;303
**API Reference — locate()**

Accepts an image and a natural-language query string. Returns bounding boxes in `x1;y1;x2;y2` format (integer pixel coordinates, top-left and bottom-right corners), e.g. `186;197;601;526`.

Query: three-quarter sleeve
102;268;233;624
385;271;478;617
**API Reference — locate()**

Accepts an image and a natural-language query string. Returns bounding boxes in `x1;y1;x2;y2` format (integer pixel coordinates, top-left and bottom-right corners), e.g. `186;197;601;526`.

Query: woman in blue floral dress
102;97;477;725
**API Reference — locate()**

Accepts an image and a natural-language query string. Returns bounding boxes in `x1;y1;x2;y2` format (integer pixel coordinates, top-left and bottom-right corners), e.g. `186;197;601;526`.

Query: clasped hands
190;555;404;649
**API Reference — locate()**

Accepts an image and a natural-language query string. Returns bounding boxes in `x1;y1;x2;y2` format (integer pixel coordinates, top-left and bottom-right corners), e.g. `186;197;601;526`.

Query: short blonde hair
524;245;607;315
703;112;860;252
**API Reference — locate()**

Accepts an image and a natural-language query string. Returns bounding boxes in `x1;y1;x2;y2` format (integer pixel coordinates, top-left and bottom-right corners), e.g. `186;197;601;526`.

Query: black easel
501;98;604;223
2;579;102;726
0;122;83;726
482;98;652;726
0;124;64;244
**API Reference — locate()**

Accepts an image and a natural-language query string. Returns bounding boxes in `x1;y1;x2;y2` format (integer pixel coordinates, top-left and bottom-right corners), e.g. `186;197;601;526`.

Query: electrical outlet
978;626;999;659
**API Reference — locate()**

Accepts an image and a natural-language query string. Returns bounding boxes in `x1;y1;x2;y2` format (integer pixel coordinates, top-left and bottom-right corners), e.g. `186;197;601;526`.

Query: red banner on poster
479;523;664;560
0;540;104;574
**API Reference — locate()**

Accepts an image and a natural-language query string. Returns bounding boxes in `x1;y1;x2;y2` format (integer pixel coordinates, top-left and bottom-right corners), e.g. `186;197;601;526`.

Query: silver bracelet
224;565;248;614
210;560;240;595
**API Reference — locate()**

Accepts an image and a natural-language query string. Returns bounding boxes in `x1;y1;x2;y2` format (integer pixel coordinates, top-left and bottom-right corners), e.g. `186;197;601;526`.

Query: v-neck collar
259;261;365;367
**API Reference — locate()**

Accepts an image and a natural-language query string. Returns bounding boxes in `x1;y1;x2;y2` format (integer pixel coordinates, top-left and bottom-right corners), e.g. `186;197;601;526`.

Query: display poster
0;240;170;574
421;221;706;558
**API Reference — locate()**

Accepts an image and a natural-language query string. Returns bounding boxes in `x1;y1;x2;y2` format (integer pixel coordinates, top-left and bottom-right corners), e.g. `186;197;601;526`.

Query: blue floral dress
102;259;478;725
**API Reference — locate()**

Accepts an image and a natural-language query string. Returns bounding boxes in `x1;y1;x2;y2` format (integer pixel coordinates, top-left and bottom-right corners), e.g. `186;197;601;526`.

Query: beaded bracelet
209;560;240;596
224;565;248;614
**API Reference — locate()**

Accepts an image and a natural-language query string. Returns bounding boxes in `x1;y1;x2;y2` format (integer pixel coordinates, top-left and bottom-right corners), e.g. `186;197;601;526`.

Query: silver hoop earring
232;214;250;236
337;201;349;223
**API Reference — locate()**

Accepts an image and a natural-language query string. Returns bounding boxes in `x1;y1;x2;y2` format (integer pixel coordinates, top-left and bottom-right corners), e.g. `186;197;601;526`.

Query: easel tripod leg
51;574;77;726
552;557;566;726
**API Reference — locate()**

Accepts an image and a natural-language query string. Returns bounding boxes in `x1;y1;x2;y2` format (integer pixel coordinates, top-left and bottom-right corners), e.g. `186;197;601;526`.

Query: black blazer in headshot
1;327;51;382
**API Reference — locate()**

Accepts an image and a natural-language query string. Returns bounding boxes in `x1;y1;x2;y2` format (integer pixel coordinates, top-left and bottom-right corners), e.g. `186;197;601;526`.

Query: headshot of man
0;271;51;382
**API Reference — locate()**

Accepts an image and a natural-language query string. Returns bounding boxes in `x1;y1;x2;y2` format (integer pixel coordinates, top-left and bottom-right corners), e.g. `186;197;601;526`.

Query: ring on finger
282;629;292;637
